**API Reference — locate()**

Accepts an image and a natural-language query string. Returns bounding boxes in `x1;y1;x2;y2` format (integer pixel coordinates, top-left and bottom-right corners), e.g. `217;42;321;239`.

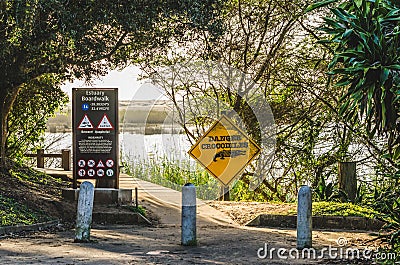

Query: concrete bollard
181;183;197;246
297;185;312;249
74;181;95;243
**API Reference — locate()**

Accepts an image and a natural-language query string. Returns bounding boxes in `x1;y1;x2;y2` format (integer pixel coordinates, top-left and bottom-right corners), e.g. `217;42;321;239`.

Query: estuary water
44;132;192;162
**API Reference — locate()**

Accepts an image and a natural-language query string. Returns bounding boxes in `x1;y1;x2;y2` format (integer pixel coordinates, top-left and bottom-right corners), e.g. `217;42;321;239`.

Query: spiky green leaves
310;0;400;147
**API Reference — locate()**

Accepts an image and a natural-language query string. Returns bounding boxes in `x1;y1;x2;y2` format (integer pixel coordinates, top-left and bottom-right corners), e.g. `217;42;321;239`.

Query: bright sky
61;66;164;101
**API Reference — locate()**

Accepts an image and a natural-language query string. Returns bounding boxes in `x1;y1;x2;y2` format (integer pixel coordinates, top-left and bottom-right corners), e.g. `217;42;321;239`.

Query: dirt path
0;175;383;264
0;224;380;264
131;177;237;227
206;201;297;225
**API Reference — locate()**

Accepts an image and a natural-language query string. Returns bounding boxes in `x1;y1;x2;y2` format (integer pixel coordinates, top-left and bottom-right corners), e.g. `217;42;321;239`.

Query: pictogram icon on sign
87;169;95;177
96;114;114;130
106;169;114;177
87;159;95;168
78;169;86;177
97;160;105;168
97;169;105;177
106;159;114;168
78;159;85;167
77;114;94;129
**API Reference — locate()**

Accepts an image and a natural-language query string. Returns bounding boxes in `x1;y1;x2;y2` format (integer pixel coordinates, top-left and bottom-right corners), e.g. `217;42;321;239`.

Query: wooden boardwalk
118;173;136;189
37;167;235;226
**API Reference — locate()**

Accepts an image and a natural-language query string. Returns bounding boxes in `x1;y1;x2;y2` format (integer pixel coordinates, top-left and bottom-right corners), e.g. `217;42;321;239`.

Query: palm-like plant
309;0;400;156
307;0;400;256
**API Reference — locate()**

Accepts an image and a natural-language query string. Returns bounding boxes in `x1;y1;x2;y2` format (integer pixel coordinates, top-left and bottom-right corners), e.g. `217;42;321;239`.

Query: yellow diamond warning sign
188;115;261;186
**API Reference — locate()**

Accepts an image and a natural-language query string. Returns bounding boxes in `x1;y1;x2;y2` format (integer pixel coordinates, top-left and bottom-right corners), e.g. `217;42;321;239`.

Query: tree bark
0;111;7;168
338;161;357;202
0;86;22;168
0;92;8;168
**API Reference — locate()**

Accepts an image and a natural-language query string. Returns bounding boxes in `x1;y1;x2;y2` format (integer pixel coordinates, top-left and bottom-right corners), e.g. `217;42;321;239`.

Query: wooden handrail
25;149;71;171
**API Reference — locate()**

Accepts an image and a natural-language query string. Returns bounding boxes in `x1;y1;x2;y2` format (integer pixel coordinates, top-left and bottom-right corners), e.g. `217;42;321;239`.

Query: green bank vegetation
0;161;71;226
0;194;51;226
125;157;379;218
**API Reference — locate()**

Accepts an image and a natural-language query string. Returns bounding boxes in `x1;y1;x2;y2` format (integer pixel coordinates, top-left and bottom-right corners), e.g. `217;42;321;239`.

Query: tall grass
123;155;222;200
123;154;275;201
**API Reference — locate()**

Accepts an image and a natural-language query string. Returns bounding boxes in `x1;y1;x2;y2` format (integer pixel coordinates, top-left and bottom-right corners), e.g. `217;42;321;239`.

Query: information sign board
72;88;119;187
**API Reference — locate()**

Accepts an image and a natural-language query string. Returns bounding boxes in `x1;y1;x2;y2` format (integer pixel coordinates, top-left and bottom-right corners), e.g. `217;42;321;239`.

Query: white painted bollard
181;183;197;246
75;181;95;242
297;185;312;249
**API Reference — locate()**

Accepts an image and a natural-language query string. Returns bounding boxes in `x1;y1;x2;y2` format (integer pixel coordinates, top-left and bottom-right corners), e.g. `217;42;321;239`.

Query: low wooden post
61;149;71;171
223;186;230;201
37;149;44;168
75;181;95;243
219;185;230;201
297;185;312;249
338;162;357;202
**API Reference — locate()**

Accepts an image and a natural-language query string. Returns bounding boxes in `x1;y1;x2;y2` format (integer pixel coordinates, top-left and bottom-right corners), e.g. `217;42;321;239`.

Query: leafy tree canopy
7;74;68;159
0;0;224;165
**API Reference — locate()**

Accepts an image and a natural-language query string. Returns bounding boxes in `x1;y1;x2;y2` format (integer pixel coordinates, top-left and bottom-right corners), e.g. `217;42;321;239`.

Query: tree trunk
0;93;8;168
338;161;357;202
0;87;22;168
218;185;230;201
0;116;7;168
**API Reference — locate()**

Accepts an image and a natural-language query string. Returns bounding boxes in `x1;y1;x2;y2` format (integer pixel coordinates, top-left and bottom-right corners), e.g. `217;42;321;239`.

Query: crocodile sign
188;115;261;186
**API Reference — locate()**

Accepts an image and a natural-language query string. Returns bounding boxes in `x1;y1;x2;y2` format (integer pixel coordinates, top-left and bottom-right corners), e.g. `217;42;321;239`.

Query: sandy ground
207;201;297;225
0;176;388;264
0;223;381;265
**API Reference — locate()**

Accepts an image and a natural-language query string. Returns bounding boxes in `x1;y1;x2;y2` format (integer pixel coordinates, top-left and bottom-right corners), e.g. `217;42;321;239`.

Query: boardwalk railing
25;149;71;171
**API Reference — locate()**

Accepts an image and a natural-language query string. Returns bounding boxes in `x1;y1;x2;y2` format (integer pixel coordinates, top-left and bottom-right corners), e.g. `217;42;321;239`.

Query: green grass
312;202;379;218
124;156;221;200
122;205;147;216
124;156;381;220
285;201;379;218
9;167;60;185
0;160;64;227
0;194;51;226
124;155;281;201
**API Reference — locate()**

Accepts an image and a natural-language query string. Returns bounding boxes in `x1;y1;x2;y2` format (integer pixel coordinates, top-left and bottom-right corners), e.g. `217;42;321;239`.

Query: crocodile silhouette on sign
213;149;246;162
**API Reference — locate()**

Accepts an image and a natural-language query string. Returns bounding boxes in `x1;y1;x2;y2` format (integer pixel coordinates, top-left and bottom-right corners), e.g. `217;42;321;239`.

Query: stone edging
246;214;384;231
0;220;59;236
92;212;152;225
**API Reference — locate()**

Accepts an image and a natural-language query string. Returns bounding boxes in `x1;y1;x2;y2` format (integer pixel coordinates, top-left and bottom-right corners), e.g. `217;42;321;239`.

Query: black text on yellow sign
188;115;261;186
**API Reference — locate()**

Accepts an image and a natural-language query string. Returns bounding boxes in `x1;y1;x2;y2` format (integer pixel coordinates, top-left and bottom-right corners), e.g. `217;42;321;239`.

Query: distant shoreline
46;123;184;135
47;100;180;134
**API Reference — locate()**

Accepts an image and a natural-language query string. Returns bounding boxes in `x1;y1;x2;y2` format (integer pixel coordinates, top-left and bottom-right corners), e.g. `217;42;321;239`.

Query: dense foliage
143;0;365;202
307;0;400;257
0;0;224;166
7;74;68;159
309;0;400;157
